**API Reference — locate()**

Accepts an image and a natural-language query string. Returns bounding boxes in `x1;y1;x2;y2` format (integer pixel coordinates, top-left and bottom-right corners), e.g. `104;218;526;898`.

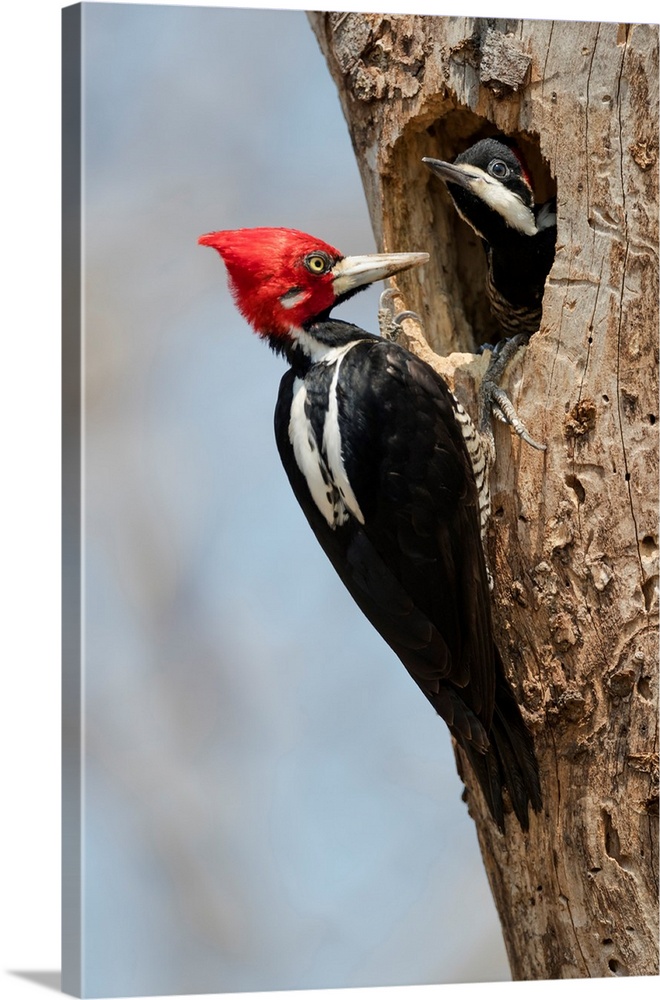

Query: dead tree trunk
309;12;658;981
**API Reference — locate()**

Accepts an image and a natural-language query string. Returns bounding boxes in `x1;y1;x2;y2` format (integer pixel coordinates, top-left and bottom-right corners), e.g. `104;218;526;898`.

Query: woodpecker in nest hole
423;137;556;340
423;137;555;452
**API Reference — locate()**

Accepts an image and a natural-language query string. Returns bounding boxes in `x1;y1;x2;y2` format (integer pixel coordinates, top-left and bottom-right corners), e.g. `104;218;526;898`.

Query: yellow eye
305;254;329;274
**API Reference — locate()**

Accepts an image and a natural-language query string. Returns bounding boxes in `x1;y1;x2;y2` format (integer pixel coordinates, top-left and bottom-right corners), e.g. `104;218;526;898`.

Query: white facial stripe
461;165;538;236
280;289;308;309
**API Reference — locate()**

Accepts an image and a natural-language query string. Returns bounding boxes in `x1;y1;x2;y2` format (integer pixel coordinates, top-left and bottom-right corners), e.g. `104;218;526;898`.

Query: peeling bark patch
329;12;374;72
629;136;658;170
479;28;531;95
448;32;481;70
627;751;659;780
548;505;575;554
351;65;387;102
564;399;597;439
549;611;579;651
332;15;432;103
586;556;614;592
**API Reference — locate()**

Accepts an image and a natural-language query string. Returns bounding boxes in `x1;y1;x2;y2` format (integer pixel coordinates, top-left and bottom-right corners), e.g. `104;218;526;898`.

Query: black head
423;138;538;244
454;139;534;204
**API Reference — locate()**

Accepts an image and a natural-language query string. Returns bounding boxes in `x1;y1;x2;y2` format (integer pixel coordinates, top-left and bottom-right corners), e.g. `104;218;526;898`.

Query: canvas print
62;3;659;997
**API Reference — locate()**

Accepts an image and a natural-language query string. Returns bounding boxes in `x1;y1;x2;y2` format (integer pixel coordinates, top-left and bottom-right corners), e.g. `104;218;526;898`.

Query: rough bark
308;12;659;981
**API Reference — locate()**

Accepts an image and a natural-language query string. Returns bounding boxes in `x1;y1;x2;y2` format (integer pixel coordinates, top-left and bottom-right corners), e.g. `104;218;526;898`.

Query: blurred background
72;3;510;995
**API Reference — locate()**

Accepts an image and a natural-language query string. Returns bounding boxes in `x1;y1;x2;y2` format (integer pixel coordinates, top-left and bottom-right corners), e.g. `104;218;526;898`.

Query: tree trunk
308;12;659;981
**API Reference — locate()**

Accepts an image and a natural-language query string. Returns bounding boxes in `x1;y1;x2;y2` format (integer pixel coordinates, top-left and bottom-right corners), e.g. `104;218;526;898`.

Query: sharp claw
487;385;546;451
477;338;512;357
392;309;421;324
379;288;397;307
378;288;421;341
490;402;508;424
479;336;546;452
476;342;497;356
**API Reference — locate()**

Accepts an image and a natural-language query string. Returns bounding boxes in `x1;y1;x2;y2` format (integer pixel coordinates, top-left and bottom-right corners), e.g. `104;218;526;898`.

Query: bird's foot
378;287;422;342
479;335;546;452
476;336;519;358
476;339;505;357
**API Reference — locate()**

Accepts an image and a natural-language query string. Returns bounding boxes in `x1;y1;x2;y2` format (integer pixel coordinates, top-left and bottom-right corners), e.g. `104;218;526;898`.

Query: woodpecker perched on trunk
423;138;556;340
199;226;541;830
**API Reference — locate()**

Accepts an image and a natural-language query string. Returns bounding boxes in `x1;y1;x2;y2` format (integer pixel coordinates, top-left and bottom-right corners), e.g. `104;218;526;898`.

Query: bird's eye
304;253;330;274
489;160;509;179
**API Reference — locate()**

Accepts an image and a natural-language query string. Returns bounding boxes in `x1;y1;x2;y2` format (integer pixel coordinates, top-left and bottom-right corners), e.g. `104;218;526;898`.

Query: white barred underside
451;399;493;548
486;265;542;338
453;398;494;590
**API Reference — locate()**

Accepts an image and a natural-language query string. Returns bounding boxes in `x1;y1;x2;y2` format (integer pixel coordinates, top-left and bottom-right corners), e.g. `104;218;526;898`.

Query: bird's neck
266;318;376;373
487;221;556;309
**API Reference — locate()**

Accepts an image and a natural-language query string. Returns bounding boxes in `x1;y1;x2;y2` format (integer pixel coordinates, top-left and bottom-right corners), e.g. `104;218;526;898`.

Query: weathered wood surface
309;12;659;981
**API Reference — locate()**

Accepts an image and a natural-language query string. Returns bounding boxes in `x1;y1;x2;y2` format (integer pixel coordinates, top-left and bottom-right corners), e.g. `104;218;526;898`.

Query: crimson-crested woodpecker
423;138;556;340
199;226;541;830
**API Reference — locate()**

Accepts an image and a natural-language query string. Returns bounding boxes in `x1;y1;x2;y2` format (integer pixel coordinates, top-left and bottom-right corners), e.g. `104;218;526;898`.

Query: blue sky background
77;4;510;995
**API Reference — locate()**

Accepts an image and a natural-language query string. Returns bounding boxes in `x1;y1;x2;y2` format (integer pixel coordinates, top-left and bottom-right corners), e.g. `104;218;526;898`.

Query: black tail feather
462;740;506;831
453;669;542;832
491;672;543;825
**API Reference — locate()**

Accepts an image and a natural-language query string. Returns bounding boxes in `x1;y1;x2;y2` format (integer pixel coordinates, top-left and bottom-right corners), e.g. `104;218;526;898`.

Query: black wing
274;338;495;748
274;337;541;829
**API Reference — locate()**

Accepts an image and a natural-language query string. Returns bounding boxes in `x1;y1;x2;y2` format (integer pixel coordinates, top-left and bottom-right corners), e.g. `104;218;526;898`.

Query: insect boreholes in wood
608;958;629;976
